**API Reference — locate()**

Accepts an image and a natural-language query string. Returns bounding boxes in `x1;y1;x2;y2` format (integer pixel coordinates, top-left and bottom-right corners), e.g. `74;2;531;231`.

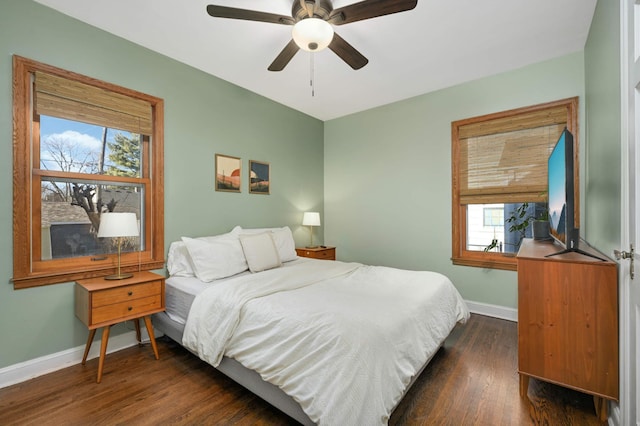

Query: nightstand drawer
93;280;162;307
296;247;336;260
312;248;335;259
92;294;163;325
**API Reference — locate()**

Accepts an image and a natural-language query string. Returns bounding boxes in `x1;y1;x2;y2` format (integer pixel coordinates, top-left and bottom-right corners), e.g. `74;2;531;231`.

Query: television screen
546;128;606;261
548;130;568;246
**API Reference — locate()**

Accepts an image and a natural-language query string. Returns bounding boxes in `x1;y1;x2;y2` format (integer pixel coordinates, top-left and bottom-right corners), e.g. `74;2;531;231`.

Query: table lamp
302;212;321;248
98;212;139;280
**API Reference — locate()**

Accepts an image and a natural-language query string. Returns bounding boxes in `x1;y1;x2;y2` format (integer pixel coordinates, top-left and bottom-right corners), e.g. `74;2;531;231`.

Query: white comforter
183;259;469;425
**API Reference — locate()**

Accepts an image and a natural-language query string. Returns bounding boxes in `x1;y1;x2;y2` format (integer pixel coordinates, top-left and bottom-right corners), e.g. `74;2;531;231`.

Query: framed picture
215;154;241;192
249;160;270;195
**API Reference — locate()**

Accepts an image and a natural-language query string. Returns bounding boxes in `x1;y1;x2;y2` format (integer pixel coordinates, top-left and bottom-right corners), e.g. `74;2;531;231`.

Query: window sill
451;255;517;271
12;260;165;289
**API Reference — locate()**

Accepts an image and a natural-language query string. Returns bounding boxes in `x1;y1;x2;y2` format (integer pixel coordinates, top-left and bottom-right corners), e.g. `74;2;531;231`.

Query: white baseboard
0;302;516;390
0;327;156;390
465;300;518;322
608;402;620;426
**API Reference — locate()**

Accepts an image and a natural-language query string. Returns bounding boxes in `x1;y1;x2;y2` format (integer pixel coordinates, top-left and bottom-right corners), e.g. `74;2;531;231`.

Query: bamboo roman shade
34;71;152;135
458;106;567;205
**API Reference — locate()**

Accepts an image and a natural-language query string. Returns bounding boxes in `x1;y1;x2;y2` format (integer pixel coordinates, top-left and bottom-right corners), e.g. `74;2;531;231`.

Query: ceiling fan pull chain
310;52;315;97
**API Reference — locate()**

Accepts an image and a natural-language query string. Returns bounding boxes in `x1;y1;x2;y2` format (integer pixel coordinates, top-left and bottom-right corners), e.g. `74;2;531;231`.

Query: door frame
619;1;636;424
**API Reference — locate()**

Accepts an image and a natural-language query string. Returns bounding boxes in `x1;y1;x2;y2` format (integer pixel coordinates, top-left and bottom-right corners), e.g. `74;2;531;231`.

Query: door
621;1;640;424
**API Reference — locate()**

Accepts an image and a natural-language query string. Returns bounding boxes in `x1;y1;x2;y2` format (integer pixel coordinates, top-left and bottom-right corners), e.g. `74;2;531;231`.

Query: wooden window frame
451;97;579;271
12;56;164;289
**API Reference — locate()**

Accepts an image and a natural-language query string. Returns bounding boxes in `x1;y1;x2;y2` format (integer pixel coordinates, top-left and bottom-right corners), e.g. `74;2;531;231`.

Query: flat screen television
546;128;604;260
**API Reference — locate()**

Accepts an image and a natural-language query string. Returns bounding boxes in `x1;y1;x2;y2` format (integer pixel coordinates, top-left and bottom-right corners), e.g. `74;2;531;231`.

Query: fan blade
328;33;368;70
298;0;313;18
329;0;417;25
268;39;300;71
207;5;295;25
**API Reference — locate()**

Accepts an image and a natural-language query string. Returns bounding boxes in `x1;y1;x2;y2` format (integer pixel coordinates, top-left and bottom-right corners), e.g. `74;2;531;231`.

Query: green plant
484;238;499;252
506;202;535;246
483;201;549;252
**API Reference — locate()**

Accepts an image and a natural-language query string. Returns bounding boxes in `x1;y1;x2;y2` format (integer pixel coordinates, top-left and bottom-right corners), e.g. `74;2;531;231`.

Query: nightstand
295;246;336;260
75;271;166;383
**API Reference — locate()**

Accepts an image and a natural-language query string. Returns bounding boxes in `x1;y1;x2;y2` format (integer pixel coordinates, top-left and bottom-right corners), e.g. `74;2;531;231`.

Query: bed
153;226;469;425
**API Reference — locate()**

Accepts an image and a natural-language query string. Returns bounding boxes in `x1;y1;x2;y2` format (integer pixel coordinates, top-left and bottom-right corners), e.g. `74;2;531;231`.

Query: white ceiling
34;0;597;121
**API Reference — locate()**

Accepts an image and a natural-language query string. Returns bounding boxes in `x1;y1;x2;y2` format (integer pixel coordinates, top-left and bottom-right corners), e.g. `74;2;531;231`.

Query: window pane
483;207;504;227
40;116;142;178
467;202;544;254
41;179;144;260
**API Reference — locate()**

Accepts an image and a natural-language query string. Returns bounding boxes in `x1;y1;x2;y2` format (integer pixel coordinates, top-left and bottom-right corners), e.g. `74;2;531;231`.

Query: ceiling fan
206;0;418;71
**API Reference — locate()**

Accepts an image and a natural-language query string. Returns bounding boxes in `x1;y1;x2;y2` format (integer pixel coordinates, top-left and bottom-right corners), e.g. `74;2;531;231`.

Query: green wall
584;0;621;255
324;53;586;309
0;0;324;369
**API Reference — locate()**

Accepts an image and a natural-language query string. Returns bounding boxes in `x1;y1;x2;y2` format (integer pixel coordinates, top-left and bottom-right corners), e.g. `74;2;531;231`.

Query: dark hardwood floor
0;314;605;425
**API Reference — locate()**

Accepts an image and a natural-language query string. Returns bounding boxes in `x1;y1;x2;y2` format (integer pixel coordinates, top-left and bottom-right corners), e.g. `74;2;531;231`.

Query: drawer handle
128;306;133;311
128;291;133;296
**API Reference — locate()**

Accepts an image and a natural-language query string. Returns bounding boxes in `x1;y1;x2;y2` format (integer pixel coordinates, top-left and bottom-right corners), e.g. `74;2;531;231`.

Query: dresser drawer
92;280;162;307
92;295;163;325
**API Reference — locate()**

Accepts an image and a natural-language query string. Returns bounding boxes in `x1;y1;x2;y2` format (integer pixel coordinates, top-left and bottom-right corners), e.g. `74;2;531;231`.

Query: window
451;97;578;271
12;56;164;288
483;207;504;227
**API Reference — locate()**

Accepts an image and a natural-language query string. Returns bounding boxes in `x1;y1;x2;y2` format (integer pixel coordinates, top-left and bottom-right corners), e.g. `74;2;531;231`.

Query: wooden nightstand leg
96;326;111;383
82;328;97;365
142;316;160;360
134;318;141;345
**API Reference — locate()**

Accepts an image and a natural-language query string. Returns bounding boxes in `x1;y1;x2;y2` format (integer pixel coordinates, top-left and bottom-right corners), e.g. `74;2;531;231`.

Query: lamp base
104;272;133;280
305;245;319;249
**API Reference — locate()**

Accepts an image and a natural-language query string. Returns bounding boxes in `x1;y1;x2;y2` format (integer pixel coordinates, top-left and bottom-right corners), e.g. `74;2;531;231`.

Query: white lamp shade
302;212;321;227
97;212;139;238
292;18;334;52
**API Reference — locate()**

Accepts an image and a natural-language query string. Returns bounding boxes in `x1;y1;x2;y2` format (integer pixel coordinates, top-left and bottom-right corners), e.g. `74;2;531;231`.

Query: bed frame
152;311;442;425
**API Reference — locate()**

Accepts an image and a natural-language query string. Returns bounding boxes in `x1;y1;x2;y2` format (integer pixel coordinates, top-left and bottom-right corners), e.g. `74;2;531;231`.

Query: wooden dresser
296;246;336;260
75;271;165;383
516;238;618;421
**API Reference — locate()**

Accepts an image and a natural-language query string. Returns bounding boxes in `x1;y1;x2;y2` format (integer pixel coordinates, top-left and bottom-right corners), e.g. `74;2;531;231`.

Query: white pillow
199;226;241;243
181;235;248;282
167;229;241;277
239;232;282;273
167;241;195;277
238;226;297;262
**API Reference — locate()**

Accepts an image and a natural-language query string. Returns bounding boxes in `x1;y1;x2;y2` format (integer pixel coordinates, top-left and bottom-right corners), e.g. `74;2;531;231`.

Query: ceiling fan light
292;18;334;52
